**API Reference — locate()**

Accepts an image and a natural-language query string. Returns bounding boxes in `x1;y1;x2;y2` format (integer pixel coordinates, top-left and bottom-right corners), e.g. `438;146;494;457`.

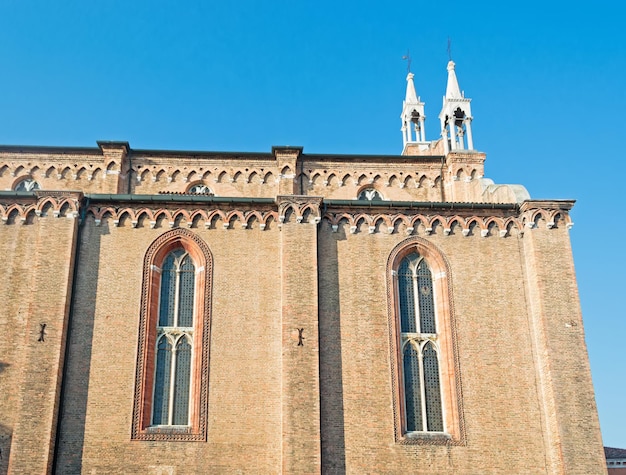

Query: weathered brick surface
0;145;607;474
54;219;283;474
521;219;606;474
279;203;321;474
1;212;77;474
319;222;548;473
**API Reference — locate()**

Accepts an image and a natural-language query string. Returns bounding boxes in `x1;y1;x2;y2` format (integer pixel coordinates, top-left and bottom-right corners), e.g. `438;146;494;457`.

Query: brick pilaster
273;147;302;196
97;141;130;194
278;195;322;474
443;150;486;202
7;195;80;475
519;201;606;474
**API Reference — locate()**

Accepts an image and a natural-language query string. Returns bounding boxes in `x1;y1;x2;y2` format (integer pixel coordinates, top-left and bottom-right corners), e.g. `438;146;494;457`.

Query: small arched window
358;188;382;201
132;229;212;441
15;177;40;191
389;240;463;443
187;183;213;195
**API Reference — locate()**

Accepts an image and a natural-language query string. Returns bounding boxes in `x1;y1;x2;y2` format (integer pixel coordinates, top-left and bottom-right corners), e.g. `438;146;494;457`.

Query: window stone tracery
187;183;213;195
357;188;382;201
132;228;212;441
388;238;464;445
398;252;443;433
152;249;195;427
15;177;40;191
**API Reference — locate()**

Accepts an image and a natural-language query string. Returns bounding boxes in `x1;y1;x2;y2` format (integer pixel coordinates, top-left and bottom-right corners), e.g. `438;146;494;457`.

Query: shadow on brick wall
53;216;103;474
0;373;12;475
319;223;346;474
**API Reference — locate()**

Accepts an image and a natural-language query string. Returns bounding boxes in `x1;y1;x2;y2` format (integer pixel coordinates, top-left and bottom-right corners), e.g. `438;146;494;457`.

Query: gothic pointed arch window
388;239;464;443
132;229;213;441
152;250;195;426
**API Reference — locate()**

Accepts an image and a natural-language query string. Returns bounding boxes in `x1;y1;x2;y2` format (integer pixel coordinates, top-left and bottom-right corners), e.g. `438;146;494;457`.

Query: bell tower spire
401;69;427;153
439;60;474;153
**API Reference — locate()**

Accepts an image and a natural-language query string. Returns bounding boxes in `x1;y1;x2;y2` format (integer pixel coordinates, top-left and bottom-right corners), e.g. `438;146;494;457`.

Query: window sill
132;425;205;442
399;431;455;446
146;425;191;433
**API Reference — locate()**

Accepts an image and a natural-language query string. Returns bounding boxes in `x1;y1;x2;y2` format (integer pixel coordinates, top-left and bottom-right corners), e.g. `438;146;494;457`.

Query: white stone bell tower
401;72;428;154
439;61;474;153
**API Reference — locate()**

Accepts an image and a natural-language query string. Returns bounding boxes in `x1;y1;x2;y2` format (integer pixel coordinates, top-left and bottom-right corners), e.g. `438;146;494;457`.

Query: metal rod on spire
447;37;452;61
402;49;412;74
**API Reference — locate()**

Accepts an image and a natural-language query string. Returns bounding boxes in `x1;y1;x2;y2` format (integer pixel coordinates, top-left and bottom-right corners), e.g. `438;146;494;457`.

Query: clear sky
1;0;624;449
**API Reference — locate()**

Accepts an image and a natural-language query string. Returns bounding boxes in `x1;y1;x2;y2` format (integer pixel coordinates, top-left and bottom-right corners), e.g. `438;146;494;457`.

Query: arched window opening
173;337;192;424
423;342;443;431
397;252;444;434
153;336;172;425
187;183;213;195
358;188;382;201
403;342;422;432
132;228;212;441
152;250;195;427
15;177;40;191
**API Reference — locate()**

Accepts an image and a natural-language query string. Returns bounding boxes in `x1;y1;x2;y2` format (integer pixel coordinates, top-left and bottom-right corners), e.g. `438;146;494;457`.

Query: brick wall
0;207;78;474
55;217;283;474
0;145;607;474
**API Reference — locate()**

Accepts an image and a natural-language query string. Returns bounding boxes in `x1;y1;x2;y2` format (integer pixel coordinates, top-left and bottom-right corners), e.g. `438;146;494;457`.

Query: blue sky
1;0;624;448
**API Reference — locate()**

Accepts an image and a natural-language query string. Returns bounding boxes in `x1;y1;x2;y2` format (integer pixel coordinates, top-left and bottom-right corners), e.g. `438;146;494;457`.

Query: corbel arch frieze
85;205;279;230
0;159;106;183
452;166;478;182
44;166;56;178
521;208;573;230
305;167;448;190
519;201;574;230
0;204;29;224
247;170;265;184
276;195;322;224
0;205;40;225
323;211;527;236
34;193;80;216
372;213;393;229
390;214;412;230
263;171;275;184
133;165;280;187
308;172;322;185
303;169;380;187
0;194;81;224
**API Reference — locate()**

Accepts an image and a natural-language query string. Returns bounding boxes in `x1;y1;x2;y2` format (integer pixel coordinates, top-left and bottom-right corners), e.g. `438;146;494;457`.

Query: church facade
0;62;606;474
